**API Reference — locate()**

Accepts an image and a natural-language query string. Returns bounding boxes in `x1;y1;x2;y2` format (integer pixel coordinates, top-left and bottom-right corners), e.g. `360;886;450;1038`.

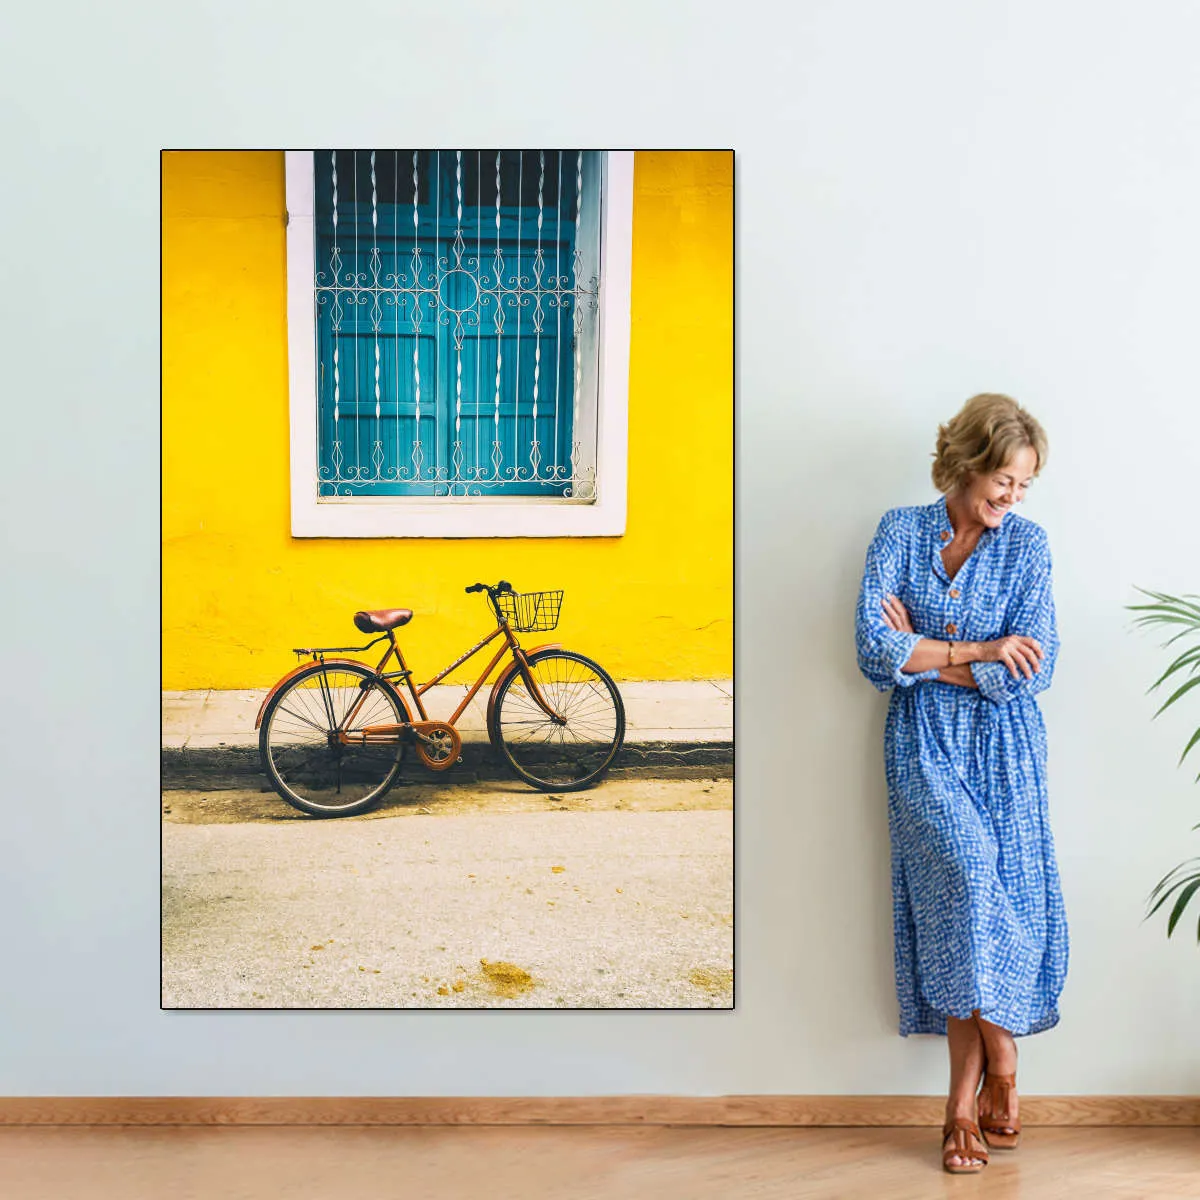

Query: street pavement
162;777;732;1009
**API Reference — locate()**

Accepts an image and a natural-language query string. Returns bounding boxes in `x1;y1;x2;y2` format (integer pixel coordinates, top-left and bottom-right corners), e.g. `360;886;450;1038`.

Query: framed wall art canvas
161;148;733;1010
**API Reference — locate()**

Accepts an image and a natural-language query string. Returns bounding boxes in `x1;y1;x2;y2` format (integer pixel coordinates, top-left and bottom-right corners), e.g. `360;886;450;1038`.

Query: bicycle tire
490;649;625;791
259;662;409;817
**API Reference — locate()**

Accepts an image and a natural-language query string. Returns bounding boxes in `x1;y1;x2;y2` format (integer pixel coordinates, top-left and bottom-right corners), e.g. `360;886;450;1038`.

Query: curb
161;741;734;790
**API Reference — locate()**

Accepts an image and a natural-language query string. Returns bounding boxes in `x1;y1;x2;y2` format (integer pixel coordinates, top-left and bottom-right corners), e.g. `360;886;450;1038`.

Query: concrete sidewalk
162;680;733;787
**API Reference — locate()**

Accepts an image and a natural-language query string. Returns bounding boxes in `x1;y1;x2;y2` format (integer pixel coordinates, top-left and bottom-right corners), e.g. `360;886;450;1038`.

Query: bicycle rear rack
292;634;390;658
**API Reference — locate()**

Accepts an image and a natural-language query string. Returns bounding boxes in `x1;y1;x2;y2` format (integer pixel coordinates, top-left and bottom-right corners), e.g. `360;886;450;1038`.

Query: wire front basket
496;589;564;632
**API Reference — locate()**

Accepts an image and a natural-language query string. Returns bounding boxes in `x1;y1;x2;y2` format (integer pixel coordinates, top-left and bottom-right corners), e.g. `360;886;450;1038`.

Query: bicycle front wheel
259;663;408;817
491;650;625;791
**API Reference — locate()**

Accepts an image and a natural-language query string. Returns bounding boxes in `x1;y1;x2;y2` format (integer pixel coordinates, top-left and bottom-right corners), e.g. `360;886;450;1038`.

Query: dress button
939;531;951;542
946;622;958;635
949;588;960;599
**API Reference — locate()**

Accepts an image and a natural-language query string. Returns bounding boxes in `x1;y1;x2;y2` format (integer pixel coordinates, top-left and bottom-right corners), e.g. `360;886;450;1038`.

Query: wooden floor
1;1125;1197;1199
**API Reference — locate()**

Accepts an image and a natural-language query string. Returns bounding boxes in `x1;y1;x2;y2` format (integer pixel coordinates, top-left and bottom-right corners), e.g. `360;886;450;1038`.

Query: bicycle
254;581;625;817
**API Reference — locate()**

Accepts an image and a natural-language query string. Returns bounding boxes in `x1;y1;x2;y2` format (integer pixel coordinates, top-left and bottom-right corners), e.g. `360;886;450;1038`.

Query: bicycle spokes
260;665;406;815
492;651;624;790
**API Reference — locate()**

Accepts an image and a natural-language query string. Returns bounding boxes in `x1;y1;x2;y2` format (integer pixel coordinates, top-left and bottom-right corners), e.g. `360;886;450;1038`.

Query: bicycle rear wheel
259;663;408;817
491;650;625;791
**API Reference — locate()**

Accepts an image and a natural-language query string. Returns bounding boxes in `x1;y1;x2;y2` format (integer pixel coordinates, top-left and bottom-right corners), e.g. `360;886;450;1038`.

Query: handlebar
465;580;513;595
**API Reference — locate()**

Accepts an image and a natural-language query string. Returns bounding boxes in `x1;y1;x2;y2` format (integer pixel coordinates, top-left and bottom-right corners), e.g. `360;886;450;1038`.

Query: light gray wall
2;0;1198;1096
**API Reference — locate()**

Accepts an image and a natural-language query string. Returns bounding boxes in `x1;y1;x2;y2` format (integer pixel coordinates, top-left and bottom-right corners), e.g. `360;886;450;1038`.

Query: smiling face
960;443;1039;529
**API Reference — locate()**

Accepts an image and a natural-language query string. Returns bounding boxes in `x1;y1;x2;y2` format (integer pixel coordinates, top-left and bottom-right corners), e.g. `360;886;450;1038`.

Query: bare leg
944;1015;987;1168
975;1012;1019;1135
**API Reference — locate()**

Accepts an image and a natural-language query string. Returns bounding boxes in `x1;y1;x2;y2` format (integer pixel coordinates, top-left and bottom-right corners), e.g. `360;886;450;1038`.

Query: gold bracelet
947;641;956;667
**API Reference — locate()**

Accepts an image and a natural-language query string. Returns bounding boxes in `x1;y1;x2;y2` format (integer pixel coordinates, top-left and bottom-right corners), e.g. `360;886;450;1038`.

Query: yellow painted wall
163;151;732;688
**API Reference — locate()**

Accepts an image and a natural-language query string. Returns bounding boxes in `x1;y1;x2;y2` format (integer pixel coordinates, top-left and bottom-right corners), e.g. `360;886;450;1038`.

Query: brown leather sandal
978;1072;1022;1149
942;1118;989;1174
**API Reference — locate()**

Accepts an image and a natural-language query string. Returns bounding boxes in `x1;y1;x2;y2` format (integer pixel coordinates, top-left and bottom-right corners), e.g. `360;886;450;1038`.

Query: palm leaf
1131;587;1200;618
1180;726;1200;769
1129;603;1200;625
1152;674;1200;719
1129;609;1198;626
1149;645;1200;692
1167;876;1200;937
1131;589;1200;940
1146;859;1200;917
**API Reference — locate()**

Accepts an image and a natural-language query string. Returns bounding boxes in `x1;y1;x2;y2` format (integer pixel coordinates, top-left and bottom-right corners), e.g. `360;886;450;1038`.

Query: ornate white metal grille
313;150;602;499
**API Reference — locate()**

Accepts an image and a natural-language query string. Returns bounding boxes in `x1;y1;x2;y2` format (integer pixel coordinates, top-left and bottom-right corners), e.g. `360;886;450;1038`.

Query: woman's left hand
882;594;915;634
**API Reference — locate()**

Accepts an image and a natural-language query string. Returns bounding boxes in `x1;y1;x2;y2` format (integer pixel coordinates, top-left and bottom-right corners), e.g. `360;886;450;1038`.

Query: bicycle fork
512;648;568;725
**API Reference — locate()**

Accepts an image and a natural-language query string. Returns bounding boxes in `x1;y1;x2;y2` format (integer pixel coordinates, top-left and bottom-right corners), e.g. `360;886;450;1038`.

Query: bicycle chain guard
411;721;462;772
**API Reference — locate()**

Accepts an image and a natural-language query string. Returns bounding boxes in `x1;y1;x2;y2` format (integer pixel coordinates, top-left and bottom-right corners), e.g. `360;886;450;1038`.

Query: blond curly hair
931;394;1048;494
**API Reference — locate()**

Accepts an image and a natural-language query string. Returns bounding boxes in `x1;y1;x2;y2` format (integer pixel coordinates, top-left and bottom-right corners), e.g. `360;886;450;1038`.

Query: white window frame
284;150;633;538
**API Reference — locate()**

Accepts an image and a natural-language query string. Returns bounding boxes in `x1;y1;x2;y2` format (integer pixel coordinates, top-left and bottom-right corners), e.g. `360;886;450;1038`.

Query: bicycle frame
258;619;566;746
390;622;516;725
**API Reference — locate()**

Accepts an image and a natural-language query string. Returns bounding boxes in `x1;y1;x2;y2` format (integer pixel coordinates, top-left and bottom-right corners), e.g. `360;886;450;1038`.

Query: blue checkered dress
856;496;1069;1037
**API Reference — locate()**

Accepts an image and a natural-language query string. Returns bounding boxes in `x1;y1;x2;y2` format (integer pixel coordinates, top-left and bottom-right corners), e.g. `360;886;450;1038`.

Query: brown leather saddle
353;608;414;633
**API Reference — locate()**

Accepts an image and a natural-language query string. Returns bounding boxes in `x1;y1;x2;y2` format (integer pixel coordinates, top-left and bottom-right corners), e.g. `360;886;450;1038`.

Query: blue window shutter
313;151;590;498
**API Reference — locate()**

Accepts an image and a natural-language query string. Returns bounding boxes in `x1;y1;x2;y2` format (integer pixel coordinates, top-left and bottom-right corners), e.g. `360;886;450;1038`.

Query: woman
855;394;1068;1175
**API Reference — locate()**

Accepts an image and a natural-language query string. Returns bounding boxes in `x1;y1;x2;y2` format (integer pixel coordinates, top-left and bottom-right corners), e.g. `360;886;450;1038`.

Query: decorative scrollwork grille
313;150;602;499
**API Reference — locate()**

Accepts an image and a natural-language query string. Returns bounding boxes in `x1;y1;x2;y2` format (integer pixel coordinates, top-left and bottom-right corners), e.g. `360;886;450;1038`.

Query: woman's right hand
978;635;1045;680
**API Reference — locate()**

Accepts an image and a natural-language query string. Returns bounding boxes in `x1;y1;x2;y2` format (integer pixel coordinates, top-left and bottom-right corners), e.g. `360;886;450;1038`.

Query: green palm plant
1128;589;1200;942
